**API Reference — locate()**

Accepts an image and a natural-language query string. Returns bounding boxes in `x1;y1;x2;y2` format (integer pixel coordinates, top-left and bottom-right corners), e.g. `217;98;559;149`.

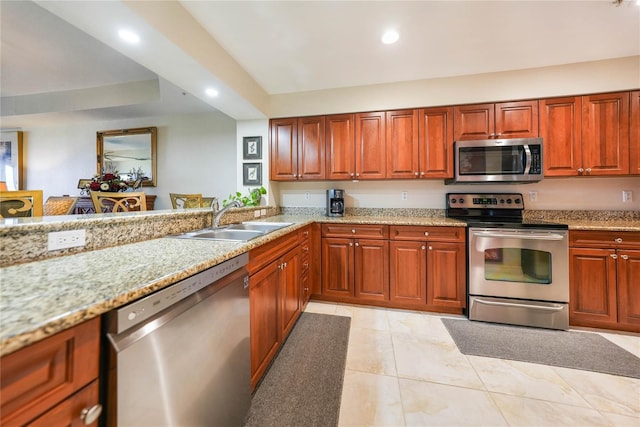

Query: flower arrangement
89;172;128;192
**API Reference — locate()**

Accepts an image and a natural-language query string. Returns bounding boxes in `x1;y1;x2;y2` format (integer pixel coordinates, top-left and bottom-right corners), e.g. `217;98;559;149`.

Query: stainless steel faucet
213;200;242;228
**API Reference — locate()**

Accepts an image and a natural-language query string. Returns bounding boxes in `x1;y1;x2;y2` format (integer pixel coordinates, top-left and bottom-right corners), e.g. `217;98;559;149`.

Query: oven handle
473;231;565;241
523;144;532;175
474;298;565;311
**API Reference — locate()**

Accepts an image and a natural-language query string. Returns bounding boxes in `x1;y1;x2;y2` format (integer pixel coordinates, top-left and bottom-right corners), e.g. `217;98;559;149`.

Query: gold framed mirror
97;127;157;187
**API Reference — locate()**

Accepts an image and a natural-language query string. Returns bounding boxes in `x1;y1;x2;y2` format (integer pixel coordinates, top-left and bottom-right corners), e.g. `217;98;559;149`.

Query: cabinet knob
355;242;359;247
421;245;426;250
304;287;309;291
303;231;309;236
577;168;584;173
610;254;618;259
621;255;629;260
303;246;309;252
356;173;360;177
586;168;592;174
283;262;287;268
303;262;309;268
428;246;433;250
424;231;429;237
615;238;623;243
80;404;103;425
420;172;425;176
351;229;356;234
349;242;353;247
414;172;419;176
350;172;355;177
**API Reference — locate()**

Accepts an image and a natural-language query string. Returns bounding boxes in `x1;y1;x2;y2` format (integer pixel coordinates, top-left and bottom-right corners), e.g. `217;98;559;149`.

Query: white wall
275;177;640;211
22;111;237;210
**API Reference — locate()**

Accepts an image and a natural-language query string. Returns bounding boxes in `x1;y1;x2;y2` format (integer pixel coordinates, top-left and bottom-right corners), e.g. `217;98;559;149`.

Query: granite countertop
1;211;638;356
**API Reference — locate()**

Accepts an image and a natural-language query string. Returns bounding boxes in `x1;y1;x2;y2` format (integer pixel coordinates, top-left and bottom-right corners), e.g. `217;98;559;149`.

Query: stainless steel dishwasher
103;253;250;427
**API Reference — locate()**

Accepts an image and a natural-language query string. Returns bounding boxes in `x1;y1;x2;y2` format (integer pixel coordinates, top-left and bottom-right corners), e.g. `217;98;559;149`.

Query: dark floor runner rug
442;318;640;379
244;312;351;427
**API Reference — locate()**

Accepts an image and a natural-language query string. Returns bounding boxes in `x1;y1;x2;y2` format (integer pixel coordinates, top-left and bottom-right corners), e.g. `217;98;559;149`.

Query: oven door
468;227;569;302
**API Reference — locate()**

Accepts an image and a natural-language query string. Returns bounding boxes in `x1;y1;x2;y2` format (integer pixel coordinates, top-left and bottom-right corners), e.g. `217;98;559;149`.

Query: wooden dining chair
202;197;219;211
0;190;44;218
91;192;147;213
43;196;78;216
170;193;203;209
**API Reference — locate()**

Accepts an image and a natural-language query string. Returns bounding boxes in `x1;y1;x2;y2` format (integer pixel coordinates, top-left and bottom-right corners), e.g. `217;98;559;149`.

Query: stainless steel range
446;193;569;330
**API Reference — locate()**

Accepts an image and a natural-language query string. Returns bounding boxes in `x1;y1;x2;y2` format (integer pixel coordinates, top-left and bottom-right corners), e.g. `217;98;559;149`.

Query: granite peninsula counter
1;209;638;356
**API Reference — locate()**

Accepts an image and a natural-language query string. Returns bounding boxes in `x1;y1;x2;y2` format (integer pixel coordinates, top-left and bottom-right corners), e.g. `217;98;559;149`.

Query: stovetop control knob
500;199;505;204
458;198;465;203
515;198;521;204
506;198;512;204
450;198;456;204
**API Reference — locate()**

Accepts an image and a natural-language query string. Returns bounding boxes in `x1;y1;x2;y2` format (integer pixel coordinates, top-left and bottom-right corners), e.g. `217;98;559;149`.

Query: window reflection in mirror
97;127;157;187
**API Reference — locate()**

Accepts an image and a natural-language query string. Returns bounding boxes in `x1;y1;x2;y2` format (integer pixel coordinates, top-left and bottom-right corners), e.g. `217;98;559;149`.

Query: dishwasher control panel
110;253;248;333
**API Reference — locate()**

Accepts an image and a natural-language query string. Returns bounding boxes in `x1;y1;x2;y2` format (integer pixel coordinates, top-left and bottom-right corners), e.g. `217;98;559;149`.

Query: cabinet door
569;247;618;327
326;114;355;180
322;237;354;298
539;96;582;177
280;249;300;338
617;249;640;330
354;239;389;302
355;111;386;179
249;261;280;388
495;100;538;139
29;380;100;427
386;109;419;179
389;241;426;306
581;92;630;175
269;118;298;181
418;107;454;178
298;116;325;180
426;242;466;309
631;90;640;175
453;103;494;140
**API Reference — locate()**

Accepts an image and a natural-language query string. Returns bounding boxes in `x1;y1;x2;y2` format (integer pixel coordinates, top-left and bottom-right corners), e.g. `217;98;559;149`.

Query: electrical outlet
48;229;86;251
254;210;261;217
528;191;538;202
622;190;633;203
260;209;267;216
304;192;310;200
401;191;408;201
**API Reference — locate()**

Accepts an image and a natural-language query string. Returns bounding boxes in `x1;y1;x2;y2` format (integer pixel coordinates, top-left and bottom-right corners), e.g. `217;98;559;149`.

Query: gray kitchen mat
244;312;351;427
442;318;640;379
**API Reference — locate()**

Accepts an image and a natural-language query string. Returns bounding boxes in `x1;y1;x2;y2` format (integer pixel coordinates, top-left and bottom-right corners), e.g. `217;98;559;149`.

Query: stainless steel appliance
446;193;569;330
103;253;250;426
446;138;543;184
326;189;345;217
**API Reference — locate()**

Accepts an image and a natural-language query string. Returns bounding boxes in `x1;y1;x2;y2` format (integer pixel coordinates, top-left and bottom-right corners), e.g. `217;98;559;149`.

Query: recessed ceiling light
118;29;140;44
205;88;219;97
381;30;399;45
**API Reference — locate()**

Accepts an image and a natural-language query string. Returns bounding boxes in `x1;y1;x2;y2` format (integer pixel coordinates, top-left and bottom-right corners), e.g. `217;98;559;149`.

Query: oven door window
459;146;525;175
484;247;551;284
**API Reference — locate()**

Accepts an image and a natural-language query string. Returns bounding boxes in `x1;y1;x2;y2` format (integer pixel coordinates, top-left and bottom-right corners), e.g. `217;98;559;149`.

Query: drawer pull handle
621;255;629;260
615;238;623;243
81;404;103;425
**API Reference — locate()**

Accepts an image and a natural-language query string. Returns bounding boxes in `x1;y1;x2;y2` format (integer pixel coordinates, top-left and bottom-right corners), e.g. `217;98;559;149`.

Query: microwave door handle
523;144;532;174
474;231;565;241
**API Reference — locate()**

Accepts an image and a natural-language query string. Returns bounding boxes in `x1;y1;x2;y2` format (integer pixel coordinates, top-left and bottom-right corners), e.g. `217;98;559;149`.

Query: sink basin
227;222;293;232
175;228;266;242
169;222;293;242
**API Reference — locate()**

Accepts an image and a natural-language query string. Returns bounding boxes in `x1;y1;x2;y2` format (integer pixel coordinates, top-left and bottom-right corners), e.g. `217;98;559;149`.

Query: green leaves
223;186;267;207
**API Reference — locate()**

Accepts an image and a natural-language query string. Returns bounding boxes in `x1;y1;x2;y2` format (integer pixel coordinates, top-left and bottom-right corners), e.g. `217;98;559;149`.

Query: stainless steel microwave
446;138;543;184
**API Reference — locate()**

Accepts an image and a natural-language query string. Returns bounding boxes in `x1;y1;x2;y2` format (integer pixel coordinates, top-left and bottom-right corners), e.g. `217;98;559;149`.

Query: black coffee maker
326;189;345;217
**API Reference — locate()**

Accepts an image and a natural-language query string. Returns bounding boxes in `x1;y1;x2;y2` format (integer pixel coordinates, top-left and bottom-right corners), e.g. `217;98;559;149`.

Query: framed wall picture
0;131;24;190
243;136;262;160
243;163;262;186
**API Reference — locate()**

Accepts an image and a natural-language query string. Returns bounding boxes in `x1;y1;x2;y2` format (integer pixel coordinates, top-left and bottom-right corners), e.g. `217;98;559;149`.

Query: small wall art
0;131;24;190
243;163;262;186
243;136;262;160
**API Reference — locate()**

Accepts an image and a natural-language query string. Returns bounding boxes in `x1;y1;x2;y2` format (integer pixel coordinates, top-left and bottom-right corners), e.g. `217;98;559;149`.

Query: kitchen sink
169;221;293;242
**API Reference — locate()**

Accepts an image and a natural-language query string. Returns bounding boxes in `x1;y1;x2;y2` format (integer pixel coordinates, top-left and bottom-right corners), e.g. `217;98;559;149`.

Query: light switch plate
48;229;86;251
622;190;633;203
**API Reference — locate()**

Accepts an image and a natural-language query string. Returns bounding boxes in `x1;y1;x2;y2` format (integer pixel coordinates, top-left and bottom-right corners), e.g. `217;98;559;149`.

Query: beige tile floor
303;301;640;427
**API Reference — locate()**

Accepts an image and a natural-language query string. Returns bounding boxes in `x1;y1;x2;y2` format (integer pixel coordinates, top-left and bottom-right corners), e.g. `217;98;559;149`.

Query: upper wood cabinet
386;109;419;179
630;90;639;175
419;107;454;178
355;111;387;179
539;96;582;177
581;92;629;176
270;116;325;181
454;100;538;141
326;114;355;180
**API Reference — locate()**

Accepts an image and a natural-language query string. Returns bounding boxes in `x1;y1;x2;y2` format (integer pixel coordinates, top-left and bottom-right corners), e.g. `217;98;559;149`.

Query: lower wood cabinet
248;231;302;390
319;223;466;313
569;230;640;332
0;317;101;426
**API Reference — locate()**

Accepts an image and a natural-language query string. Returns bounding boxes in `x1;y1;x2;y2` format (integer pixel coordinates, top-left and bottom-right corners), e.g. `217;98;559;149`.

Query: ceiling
1;0;639;127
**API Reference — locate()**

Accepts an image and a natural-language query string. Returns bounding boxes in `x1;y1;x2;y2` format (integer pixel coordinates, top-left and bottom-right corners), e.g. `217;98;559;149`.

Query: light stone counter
2;209;637;356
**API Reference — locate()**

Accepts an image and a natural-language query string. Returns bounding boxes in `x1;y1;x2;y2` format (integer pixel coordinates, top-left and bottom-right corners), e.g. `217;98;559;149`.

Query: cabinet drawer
570;230;640;249
321;224;388;239
0;317;100;426
29;380;100;427
390;226;465;242
248;231;299;275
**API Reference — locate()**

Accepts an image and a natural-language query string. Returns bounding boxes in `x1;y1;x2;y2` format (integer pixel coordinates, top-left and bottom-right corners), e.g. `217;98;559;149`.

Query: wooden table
73;195;156;214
